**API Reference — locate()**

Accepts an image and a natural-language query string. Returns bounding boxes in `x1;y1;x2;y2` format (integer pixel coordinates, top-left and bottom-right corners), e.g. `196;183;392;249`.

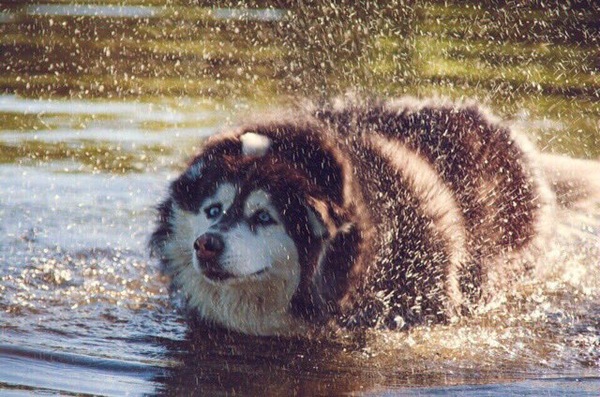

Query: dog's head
151;123;361;334
191;183;302;282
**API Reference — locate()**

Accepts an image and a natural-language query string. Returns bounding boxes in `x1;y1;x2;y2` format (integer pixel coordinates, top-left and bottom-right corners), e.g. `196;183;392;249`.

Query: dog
149;96;597;336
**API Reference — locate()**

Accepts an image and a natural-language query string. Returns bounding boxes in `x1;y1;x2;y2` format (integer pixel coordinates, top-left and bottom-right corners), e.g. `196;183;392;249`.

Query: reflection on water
26;4;162;19
0;0;599;395
25;4;285;21
0;344;161;395
212;7;286;21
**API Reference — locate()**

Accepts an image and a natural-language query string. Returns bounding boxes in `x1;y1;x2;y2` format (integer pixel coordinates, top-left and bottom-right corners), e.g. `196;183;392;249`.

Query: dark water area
1;1;599;395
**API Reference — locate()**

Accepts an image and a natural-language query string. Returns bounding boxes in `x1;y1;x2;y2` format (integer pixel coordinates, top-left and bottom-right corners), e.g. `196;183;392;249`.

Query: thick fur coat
150;97;557;335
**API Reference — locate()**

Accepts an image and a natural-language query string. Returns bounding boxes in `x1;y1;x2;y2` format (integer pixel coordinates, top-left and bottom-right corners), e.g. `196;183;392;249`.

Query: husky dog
150;97;571;336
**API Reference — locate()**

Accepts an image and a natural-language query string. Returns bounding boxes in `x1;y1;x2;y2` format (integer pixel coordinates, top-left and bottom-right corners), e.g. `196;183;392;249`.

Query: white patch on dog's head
240;132;271;157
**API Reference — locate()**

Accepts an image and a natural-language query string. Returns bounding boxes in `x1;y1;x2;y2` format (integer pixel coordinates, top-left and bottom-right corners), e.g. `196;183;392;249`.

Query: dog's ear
250;125;348;206
290;221;361;322
304;203;330;240
310;222;362;318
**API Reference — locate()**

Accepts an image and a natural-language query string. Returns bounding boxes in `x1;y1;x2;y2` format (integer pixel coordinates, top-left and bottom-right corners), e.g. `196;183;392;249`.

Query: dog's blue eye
205;204;222;219
254;210;274;225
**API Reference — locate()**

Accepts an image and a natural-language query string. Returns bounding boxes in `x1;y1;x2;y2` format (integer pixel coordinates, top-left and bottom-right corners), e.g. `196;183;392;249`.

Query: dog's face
152;129;352;334
190;182;300;284
165;176;328;334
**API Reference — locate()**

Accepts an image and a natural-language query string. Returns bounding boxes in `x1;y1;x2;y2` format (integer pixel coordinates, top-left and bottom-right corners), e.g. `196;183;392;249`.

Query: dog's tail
539;153;600;208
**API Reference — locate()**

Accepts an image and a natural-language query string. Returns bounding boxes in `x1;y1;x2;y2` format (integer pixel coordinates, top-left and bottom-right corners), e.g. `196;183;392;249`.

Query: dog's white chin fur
184;265;304;335
163;205;306;336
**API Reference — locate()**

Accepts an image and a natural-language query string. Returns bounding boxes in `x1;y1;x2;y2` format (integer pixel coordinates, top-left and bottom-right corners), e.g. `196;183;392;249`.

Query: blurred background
1;0;599;165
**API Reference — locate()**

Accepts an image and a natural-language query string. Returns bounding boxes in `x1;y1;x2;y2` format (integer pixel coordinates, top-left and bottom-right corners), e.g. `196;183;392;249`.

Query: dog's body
150;97;562;336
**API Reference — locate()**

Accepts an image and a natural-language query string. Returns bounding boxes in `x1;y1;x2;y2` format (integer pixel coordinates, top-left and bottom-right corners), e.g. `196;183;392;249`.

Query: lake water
1;1;599;395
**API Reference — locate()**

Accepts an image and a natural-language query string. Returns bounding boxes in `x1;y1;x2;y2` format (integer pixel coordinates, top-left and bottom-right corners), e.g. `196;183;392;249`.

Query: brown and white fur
149;96;598;336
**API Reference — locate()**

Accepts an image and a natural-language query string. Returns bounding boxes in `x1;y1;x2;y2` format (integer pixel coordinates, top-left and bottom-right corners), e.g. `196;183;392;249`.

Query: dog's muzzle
194;233;224;260
194;233;231;281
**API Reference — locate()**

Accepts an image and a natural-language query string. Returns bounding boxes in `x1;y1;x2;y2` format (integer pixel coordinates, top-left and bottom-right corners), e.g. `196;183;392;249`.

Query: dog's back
315;97;555;327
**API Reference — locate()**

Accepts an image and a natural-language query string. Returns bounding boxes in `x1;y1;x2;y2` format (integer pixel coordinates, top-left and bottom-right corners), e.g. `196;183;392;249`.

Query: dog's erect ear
304;203;329;240
170;136;242;213
290;222;361;322
310;222;362;318
249;125;347;206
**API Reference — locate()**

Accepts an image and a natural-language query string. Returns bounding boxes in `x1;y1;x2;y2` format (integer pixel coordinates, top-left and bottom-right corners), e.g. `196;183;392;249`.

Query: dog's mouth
200;266;269;282
202;268;234;281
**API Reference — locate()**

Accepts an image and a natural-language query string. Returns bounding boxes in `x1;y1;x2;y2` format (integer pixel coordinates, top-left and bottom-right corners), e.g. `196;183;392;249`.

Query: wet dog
150;97;583;336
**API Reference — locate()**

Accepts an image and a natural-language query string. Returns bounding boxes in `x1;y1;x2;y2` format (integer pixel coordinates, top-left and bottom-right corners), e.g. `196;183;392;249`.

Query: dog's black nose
194;233;224;260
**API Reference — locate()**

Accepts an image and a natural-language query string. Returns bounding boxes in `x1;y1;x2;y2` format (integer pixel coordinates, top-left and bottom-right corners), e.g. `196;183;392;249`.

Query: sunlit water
1;1;599;395
1;97;599;395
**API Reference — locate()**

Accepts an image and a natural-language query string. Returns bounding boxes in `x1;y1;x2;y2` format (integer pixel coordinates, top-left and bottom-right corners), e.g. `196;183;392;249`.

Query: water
1;1;599;395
